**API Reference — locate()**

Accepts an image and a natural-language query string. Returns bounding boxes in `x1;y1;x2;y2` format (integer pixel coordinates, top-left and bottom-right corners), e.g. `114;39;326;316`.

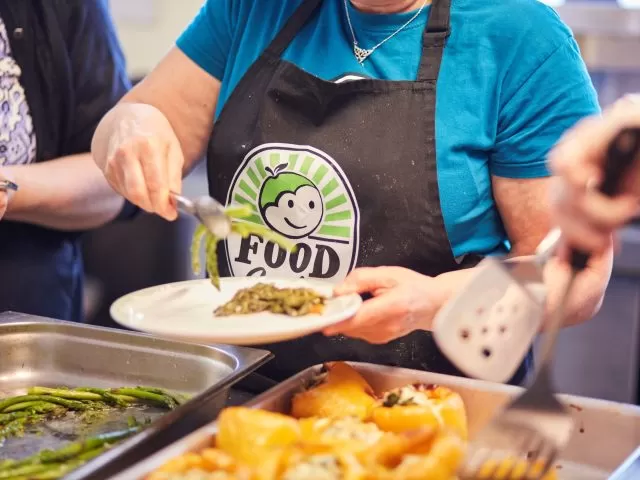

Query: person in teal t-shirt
91;0;614;384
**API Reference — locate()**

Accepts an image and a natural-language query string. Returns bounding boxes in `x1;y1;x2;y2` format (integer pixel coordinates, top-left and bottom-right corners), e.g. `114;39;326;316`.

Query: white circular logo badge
225;143;360;281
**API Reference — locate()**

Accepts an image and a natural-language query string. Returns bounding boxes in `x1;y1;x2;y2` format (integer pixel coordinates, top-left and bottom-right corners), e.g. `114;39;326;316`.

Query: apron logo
225;143;360;281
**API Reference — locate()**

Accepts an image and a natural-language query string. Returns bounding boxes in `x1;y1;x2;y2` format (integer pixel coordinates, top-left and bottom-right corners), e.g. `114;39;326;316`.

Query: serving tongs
459;127;640;480
0;179;18;192
171;192;232;239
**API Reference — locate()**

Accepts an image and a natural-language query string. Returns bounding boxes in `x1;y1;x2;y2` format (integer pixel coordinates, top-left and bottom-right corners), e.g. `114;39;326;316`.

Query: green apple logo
259;164;324;239
225;144;360;280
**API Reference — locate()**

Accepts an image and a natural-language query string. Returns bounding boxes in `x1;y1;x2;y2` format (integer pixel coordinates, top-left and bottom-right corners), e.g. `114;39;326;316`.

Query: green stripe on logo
322;178;339;197
324;210;352;222
312;165;329;184
247;167;260;188
255;157;266;179
318;225;351;238
288;153;299;170
300;156;314;175
270;153;280;167
239;180;257;200
325;194;347;211
233;194;255;210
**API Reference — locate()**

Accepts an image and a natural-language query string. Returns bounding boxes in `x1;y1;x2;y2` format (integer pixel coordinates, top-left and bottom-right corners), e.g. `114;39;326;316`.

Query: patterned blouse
0;17;36;166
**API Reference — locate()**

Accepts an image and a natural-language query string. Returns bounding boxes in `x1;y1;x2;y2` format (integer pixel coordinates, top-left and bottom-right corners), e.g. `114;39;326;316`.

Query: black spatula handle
571;127;640;270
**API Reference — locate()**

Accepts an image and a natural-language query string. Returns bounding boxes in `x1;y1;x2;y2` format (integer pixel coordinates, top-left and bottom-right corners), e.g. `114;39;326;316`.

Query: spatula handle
570;127;640;271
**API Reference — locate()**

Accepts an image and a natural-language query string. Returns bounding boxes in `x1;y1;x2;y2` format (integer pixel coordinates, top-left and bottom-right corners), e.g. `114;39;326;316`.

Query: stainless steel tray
0;311;272;480
116;362;640;480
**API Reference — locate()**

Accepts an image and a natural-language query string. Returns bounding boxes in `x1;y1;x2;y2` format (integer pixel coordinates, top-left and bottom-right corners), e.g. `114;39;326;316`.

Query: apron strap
418;0;451;82
265;0;324;58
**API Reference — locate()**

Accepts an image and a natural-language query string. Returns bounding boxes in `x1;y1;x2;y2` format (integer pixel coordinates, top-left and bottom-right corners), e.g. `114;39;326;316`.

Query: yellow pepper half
371;384;468;440
367;431;466;480
291;362;377;420
297;416;385;455
275;447;368;480
145;448;254;480
216;407;301;468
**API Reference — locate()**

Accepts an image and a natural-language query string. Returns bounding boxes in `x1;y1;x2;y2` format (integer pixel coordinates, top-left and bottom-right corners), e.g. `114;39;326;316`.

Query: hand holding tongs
171;192;232;239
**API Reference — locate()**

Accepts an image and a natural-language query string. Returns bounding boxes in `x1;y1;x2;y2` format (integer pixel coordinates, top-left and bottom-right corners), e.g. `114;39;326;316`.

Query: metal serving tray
116;362;640;480
0;311;272;480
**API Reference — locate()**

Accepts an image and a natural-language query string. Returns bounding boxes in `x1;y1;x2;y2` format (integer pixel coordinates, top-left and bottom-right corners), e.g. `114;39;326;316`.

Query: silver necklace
344;0;429;64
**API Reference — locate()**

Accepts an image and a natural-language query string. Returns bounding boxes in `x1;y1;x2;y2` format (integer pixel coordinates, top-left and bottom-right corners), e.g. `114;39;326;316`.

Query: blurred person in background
91;0;613;384
550;95;640;257
0;0;134;322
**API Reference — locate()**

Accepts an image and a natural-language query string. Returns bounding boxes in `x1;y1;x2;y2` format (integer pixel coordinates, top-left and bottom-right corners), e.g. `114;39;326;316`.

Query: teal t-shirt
176;0;600;258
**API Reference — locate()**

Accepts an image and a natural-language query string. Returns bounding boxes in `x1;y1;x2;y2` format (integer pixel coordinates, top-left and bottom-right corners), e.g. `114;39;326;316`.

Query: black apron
207;0;530;384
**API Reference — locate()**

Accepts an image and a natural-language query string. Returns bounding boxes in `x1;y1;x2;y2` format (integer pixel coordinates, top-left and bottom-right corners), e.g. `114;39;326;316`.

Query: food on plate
146;448;254;480
216;408;301;467
290;363;376;420
370;383;468;439
147;362;560;480
214;283;326;317
190;204;296;290
0;386;183;479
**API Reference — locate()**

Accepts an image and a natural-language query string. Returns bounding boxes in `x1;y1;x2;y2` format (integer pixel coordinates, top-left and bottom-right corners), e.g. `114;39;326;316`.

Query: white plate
110;277;362;345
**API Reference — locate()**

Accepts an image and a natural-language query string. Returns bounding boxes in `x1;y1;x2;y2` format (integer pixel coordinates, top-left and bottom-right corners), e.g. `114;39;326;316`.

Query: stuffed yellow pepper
366;430;466;480
146;448;254;480
370;383;467;439
274;447;367;480
216;407;301;468
291;362;376;420
297;416;385;454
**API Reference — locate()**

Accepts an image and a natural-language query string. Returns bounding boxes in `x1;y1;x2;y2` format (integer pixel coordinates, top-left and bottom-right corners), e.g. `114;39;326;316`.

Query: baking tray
0;311;272;479
114;362;640;480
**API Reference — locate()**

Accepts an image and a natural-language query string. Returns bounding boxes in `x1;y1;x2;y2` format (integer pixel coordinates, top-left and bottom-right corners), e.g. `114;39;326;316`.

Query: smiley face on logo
225;143;360;281
259;165;324;239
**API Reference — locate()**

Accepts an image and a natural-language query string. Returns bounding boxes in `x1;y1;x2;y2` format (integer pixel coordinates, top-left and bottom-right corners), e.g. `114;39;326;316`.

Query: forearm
92;50;220;178
4;154;125;230
433;247;613;329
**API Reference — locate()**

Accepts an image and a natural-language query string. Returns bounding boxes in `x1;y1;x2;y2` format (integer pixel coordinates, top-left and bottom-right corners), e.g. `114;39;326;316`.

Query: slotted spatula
433;127;640;384
431;230;559;383
459;126;640;480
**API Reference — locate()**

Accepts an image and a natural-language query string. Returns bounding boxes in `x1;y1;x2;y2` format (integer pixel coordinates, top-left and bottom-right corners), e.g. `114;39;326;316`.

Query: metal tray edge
0;312;274;480
0;312;271;368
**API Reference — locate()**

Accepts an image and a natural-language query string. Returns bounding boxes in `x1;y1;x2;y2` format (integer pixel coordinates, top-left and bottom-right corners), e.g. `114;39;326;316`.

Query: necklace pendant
353;45;373;64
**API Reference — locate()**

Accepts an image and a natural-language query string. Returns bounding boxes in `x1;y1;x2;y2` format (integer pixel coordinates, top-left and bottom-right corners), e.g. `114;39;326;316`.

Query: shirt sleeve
490;36;600;179
176;0;235;81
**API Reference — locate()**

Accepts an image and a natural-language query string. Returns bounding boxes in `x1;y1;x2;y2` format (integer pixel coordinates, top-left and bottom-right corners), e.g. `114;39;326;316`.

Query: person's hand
93;103;185;220
549;95;640;256
324;267;443;344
